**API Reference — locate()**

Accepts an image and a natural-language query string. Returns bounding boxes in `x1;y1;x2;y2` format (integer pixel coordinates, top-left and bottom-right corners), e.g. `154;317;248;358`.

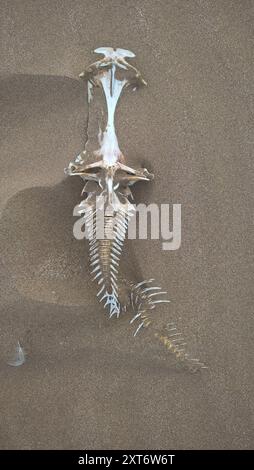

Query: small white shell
7;341;26;367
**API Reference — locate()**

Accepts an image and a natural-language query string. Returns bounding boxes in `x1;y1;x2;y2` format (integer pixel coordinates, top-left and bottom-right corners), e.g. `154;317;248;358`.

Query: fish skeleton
65;47;206;372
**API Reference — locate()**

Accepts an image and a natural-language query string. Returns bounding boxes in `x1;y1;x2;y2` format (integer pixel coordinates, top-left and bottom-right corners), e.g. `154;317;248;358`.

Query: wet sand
0;1;253;449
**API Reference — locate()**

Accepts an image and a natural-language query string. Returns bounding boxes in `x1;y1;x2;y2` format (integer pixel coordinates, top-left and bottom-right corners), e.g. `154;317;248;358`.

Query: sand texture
0;0;253;449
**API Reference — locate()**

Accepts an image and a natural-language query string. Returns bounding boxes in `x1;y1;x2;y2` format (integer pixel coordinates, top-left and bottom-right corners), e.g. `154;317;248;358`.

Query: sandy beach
0;0;253;449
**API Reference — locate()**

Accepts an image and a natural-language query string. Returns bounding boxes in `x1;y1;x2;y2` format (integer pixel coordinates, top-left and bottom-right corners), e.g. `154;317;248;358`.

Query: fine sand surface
0;0;253;449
